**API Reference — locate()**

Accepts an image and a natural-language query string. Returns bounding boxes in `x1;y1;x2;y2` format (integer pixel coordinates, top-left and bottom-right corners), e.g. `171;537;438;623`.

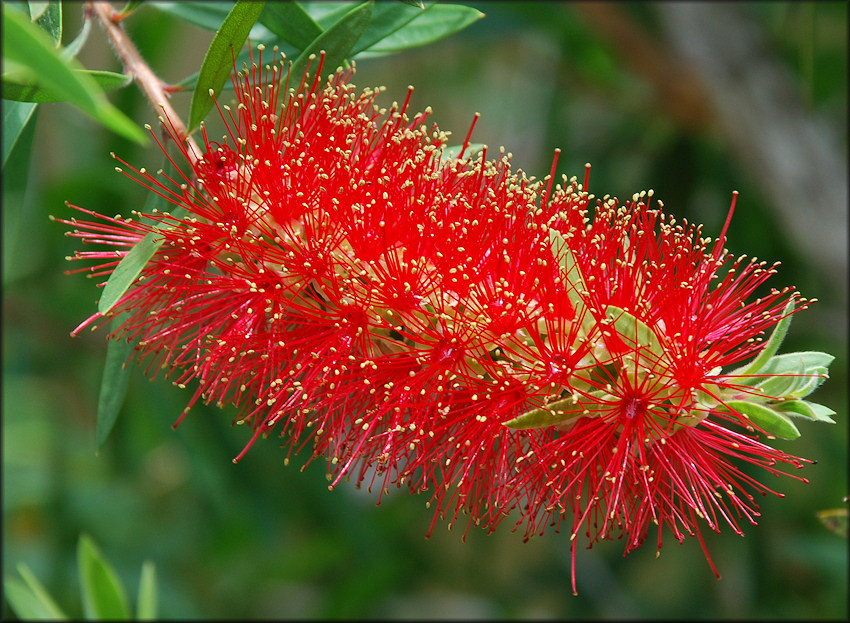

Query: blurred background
3;1;847;618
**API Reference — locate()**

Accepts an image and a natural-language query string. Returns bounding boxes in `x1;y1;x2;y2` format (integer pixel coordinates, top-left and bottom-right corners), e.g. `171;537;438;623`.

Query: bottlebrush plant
12;0;836;597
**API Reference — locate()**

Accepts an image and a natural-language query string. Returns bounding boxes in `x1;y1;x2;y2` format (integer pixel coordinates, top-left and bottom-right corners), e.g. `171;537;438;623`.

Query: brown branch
89;0;201;163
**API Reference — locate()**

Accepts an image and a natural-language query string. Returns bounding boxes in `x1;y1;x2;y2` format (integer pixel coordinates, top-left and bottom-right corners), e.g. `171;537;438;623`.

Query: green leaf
724;399;801;440
150;1;274;38
350;0;434;55
736;299;796;377
289;1;374;83
773;399;836;423
550;228;591;325
259;1;323;50
188;0;267;132
442;142;485;161
60;9;92;58
606;305;665;359
2;99;38;168
362;3;483;54
2;105;38;285
96;316;135;451
3;69;131;102
29;0;62;46
2;3;146;144
78;534;130;620
504;394;588;430
3;564;68;619
136;560;158;620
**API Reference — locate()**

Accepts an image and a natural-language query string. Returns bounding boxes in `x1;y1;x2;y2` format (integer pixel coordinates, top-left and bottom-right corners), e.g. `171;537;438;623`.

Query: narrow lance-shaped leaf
78;534;130;620
606;305;665;359
736;298;796;378
362;3;483;54
504;393;595;430
2;563;68;620
289;1;374;83
2;100;38;168
724;399;801;440
136;560;158;620
29;0;62;46
3;69;131;103
188;0;266;132
96;315;135;452
2;4;146;144
258;1;323;50
349;0;434;55
772;399;836;423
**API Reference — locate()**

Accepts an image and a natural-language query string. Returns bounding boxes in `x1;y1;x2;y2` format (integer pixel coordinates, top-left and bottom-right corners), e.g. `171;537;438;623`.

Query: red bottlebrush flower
60;46;832;595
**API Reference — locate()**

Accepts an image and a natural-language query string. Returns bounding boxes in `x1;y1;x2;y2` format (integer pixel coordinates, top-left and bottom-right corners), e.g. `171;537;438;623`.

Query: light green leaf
259;1;323;50
96;316;135;451
78;534;130;620
3;69;131;102
606;305;665;359
60;9;92;58
289;1;374;82
2;3;146;144
2;99;38;168
817;508;849;538
136;560;158;620
362;3;483;54
188;0;266;132
117;1;146;20
504;394;588;430
550;228;591;325
724;399;801;440
442;142;485;161
3;564;68;619
773;399;836;423
735;299;796;378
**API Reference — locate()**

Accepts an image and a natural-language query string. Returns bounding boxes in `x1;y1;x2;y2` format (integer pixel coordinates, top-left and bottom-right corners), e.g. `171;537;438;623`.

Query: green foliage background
4;2;847;618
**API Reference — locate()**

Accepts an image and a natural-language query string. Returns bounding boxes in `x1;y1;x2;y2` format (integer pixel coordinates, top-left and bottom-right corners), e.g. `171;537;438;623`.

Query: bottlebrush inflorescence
59;47;835;594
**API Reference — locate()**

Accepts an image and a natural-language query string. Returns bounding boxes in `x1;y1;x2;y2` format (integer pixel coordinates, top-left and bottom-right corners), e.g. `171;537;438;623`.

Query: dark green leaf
259;1;323;50
2;4;146;144
350;0;434;55
188;0;267;132
151;1;273;39
136;560;157;620
96;316;135;451
29;0;62;46
78;534;130;620
363;3;483;54
3;105;38;285
724;399;801;439
3;564;68;619
2;99;37;169
3;69;131;102
289;1;374;82
98;190;175;315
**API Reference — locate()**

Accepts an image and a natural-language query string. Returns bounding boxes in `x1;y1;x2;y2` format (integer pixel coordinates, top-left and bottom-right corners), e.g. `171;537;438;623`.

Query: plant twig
89;1;201;163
